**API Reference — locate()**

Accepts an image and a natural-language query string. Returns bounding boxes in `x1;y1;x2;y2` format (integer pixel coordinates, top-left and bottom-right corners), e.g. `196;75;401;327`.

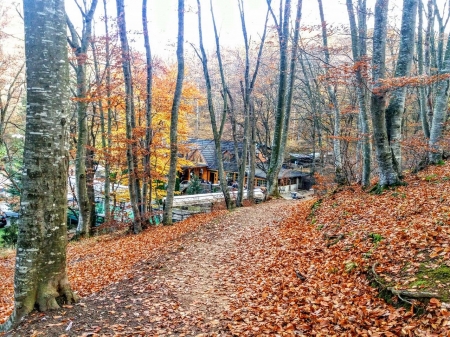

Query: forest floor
2;163;450;336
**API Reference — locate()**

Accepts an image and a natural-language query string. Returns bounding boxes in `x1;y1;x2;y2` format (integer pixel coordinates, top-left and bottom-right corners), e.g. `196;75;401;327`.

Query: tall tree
66;0;99;238
265;0;291;196
142;0;154;216
385;0;418;174
346;0;371;187
370;0;400;187
235;0;269;206
417;0;430;139
0;0;77;331
192;0;231;209
317;0;345;184
428;0;450;164
163;0;185;225
116;0;142;232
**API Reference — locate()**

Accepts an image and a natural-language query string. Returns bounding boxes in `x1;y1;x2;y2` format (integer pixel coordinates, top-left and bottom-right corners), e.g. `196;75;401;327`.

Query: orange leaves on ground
226;162;450;335
0;210;227;324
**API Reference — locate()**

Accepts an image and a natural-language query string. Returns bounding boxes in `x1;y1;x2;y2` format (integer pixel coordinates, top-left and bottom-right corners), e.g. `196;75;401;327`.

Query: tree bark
428;3;450;164
0;0;77;331
102;0;113;222
317;0;345;185
266;0;292;196
347;0;371;187
66;0;99;237
385;0;418;174
370;0;400;187
163;0;185;225
116;0;142;232
142;0;153;217
417;0;430;138
193;0;231;210
236;0;269;205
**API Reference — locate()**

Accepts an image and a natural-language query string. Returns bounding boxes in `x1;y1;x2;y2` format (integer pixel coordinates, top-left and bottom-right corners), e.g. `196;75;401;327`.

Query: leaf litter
1;163;450;335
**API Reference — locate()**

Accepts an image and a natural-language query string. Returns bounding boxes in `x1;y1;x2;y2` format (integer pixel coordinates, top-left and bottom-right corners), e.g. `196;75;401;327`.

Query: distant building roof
184;138;243;173
254;167;307;180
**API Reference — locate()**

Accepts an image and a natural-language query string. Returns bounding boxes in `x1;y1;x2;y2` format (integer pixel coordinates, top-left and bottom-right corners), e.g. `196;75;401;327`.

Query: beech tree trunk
347;0;371;187
0;0;78;331
370;0;400;187
385;0;418;174
66;0;98;237
102;0;112;222
428;3;450;163
417;0;430;138
116;0;142;232
236;0;269;206
163;0;185;225
280;0;302;176
194;0;231;209
266;0;292;196
142;0;153;216
317;0;345;185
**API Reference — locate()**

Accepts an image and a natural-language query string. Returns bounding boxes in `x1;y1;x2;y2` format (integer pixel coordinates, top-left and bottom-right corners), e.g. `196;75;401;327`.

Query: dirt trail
7;197;311;336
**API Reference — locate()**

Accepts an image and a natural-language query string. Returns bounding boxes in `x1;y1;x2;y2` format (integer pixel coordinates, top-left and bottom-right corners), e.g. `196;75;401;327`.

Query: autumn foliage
3;162;450;335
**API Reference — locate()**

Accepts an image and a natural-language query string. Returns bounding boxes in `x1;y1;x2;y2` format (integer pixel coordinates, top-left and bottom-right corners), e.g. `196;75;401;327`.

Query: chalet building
180;138;242;185
181;139;314;190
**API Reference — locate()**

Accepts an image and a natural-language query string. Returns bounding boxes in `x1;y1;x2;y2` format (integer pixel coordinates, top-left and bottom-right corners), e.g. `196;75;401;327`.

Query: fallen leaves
2;162;450;335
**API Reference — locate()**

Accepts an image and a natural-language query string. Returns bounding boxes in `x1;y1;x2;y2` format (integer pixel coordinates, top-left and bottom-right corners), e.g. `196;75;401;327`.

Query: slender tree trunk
0;0;77;331
266;0;292;196
385;0;418;174
280;0;302;174
142;0;153;218
236;0;269;205
193;0;231;209
428;3;450;163
370;0;399;187
417;0;430;138
163;0;185;225
429;35;450;163
116;0;142;232
347;0;371;187
103;0;112;222
248;101;257;197
66;0;98;237
317;0;345;185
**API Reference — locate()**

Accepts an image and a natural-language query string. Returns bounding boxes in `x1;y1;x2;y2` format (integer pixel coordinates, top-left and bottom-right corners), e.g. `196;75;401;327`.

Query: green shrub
0;223;18;248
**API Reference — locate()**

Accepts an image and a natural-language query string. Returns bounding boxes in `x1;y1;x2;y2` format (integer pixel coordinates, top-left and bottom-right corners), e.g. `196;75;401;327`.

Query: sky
7;0;440;60
62;0;379;60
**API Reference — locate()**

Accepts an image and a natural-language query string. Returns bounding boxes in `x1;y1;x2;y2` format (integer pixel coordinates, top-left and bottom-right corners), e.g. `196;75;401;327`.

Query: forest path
8;196;312;337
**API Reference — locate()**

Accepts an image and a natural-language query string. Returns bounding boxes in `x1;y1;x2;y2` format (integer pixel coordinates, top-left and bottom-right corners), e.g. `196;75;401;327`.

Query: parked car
180;180;191;191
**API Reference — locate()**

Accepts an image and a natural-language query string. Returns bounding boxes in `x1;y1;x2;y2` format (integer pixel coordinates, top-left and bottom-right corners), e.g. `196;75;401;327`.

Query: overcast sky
62;0;381;59
5;0;433;60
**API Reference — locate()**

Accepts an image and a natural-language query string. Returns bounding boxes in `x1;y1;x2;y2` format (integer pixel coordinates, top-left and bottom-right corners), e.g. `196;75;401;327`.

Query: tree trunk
142;0;153;218
248;102;257;198
428;4;450;164
385;0;418;174
194;0;231;210
102;0;113;222
66;0;98;237
236;0;269;205
347;0;371;187
317;0;345;185
370;0;399;187
417;0;430;138
116;0;142;232
0;0;77;331
280;0;302;176
266;0;292;196
163;0;185;225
